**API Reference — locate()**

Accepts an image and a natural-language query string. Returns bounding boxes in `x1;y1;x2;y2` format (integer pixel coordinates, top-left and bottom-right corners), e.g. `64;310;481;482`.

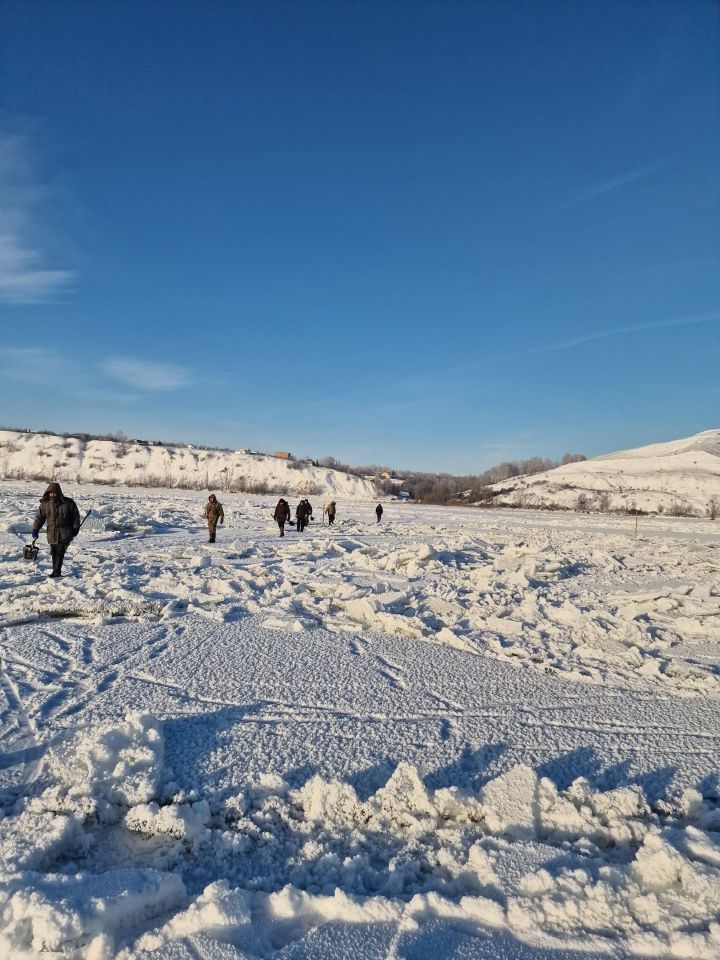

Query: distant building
274;451;293;460
397;490;412;500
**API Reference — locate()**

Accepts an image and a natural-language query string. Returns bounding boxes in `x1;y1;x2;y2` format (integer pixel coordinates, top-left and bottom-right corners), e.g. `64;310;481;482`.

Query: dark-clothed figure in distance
296;499;311;533
376;503;383;523
325;501;337;525
32;482;81;578
274;498;291;537
204;494;224;543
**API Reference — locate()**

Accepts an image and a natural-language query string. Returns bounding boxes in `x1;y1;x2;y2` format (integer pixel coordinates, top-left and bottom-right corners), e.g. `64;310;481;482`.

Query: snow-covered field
490;428;720;517
1;480;719;959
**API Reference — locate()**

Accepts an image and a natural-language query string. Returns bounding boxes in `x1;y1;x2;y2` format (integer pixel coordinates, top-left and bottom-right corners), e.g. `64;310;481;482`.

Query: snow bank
0;429;377;499
0;869;185;957
1;713;720;957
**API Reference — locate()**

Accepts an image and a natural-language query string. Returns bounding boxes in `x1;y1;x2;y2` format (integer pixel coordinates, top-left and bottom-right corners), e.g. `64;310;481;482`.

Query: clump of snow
125;799;211;844
47;712;164;814
0;869;185;956
135;880;250;951
0;810;86;871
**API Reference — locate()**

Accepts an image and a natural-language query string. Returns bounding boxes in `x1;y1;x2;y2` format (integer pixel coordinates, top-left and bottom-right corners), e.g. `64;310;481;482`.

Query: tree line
317;453;587;504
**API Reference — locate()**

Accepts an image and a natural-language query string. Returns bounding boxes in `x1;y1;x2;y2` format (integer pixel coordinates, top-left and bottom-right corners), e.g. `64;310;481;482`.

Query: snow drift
2;715;720;959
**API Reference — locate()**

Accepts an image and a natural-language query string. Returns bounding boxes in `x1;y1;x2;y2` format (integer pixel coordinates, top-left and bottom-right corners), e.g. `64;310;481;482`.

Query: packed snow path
0;482;719;959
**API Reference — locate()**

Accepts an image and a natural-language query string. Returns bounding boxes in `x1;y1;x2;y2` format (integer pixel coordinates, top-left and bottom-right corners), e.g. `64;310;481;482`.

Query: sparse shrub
667;501;694;518
575;493;590;512
709;498;717;520
299;483;322;496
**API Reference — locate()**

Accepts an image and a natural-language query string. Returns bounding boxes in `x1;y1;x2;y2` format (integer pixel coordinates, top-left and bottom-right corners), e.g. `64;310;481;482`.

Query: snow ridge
490;428;720;516
0;430;377;499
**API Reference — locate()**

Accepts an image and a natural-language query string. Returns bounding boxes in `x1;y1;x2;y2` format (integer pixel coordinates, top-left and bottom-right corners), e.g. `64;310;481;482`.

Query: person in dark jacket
274;498;291;537
31;482;81;578
324;501;337;525
375;503;383;523
204;494;224;543
296;499;312;532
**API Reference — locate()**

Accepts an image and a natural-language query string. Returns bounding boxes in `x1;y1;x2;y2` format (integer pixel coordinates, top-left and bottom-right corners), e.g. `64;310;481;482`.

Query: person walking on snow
375;503;383;523
274;498;291;537
204;494;224;543
324;501;337;525
296;499;311;533
31;482;81;578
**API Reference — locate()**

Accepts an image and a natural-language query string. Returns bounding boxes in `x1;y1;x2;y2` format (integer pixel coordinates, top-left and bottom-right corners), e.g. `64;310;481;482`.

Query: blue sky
0;0;718;473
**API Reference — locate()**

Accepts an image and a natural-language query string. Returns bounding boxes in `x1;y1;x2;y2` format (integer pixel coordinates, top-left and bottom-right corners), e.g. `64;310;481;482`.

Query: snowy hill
0;429;377;498
489;428;720;516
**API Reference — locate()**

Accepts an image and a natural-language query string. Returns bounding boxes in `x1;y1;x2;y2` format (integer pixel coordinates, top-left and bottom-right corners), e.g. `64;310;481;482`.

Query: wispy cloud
104;356;192;391
562;154;686;209
474;311;719;370
0;346;67;381
0;135;74;304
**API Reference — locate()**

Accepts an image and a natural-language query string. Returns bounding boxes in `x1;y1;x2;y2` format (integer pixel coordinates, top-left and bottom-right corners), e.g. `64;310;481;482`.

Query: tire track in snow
3;624;177;726
375;654;407;690
0;631;45;784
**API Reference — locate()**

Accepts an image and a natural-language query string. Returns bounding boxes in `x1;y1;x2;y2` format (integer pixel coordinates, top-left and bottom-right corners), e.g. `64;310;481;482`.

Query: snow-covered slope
489;429;720;516
0;430;377;498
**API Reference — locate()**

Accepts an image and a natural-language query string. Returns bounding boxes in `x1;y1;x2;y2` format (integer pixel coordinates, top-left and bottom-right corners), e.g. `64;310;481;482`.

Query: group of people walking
27;482;387;577
269;497;383;537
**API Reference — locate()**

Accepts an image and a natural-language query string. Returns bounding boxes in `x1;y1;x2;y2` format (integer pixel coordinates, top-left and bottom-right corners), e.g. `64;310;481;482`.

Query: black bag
23;542;39;562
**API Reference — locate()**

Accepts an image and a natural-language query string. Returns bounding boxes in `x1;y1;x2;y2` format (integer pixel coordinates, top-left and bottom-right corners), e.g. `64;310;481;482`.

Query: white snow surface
1;480;719;958
490;428;720;516
0;430;376;499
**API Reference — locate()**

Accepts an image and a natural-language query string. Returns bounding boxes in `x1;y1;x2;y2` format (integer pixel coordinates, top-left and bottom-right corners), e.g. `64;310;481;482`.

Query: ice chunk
481;765;538;839
0;869;185;954
136;880;250;951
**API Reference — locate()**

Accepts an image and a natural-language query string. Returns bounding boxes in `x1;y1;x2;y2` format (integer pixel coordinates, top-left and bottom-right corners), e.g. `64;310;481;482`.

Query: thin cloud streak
473;311;719;371
561;153;686;208
0;135;74;304
104;357;192;391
